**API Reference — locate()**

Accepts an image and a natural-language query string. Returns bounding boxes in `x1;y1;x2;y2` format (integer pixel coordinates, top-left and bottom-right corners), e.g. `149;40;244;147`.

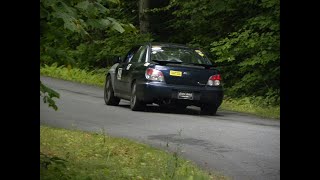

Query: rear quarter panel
107;63;119;91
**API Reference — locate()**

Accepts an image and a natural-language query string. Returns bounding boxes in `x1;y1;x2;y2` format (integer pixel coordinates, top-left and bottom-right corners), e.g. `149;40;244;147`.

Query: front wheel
130;83;145;111
104;76;120;106
200;104;218;115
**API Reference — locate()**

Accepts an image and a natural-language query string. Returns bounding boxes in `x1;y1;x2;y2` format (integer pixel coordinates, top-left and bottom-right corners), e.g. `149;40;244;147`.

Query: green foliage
40;0;153;69
158;0;245;48
70;31;152;69
210;0;279;103
40;81;60;111
40;125;225;179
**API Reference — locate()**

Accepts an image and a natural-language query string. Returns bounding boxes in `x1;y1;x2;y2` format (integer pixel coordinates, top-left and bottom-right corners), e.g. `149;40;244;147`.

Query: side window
138;47;148;63
131;46;147;63
123;46;139;63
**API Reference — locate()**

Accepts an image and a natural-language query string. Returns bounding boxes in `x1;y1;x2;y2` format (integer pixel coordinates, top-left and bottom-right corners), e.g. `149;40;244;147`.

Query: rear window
150;46;212;65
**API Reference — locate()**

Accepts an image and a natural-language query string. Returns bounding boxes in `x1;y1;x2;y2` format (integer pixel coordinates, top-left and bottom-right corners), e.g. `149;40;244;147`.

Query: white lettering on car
126;64;132;70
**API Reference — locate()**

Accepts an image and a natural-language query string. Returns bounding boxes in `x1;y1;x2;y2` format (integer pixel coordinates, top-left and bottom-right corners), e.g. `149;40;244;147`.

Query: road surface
40;76;280;180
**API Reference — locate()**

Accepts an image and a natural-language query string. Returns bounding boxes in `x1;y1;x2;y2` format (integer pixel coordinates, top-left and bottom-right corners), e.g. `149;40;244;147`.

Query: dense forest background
40;0;279;106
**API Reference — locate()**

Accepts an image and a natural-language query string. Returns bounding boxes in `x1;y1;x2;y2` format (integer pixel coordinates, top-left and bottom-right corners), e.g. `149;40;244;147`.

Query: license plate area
178;92;193;100
170;70;182;77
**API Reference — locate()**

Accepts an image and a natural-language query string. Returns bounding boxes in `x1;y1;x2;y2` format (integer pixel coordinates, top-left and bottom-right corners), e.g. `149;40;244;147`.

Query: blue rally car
104;42;223;115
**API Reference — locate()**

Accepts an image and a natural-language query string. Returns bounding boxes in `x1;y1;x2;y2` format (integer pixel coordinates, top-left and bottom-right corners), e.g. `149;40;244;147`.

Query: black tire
104;76;120;106
200;104;218;115
130;83;145;111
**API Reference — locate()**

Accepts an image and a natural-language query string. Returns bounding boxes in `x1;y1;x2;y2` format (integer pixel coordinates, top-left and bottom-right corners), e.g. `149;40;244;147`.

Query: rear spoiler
151;60;216;69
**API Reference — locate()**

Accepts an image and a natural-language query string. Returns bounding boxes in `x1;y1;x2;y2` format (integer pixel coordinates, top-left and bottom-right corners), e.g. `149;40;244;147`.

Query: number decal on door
126;64;132;70
117;68;122;80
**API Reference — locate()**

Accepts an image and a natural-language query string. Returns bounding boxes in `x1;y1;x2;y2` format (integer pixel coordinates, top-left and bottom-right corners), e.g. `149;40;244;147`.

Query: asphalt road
40;76;280;180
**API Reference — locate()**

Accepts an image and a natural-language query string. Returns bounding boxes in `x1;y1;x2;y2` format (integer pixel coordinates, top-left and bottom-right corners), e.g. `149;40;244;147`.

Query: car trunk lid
153;63;219;86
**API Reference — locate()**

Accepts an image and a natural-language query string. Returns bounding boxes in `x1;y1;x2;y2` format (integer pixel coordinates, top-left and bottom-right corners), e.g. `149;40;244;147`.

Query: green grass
40;125;226;180
220;98;280;119
40;63;106;87
40;64;279;119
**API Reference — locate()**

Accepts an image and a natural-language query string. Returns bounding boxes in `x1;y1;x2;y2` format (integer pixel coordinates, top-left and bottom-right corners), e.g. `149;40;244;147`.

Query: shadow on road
116;104;224;117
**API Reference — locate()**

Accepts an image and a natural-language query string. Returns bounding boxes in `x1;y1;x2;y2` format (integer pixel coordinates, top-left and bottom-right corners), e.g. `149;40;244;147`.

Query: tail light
145;68;165;82
207;74;221;86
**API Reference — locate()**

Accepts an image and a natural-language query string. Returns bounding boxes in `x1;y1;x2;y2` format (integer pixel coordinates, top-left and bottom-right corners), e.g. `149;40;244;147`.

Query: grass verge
40;64;279;119
40;125;226;179
220;98;280;119
40;63;106;87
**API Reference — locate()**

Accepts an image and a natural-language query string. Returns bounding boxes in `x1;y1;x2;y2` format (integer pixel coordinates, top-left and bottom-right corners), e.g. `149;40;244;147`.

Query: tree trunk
138;0;149;33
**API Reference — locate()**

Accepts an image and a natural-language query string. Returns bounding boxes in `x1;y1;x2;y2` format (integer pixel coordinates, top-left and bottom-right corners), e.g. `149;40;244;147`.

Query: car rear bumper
136;81;223;106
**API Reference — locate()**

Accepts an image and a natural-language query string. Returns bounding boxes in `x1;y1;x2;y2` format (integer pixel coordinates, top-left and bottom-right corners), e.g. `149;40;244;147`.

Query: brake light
207;74;221;86
145;68;165;82
210;74;221;80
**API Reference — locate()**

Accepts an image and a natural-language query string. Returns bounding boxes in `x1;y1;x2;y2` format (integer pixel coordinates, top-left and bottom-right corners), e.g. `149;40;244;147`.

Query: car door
121;45;149;95
114;46;139;94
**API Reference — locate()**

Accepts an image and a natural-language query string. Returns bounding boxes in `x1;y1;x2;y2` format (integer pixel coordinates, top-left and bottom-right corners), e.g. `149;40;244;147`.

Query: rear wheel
130;83;145;111
104;76;120;105
200;104;218;115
